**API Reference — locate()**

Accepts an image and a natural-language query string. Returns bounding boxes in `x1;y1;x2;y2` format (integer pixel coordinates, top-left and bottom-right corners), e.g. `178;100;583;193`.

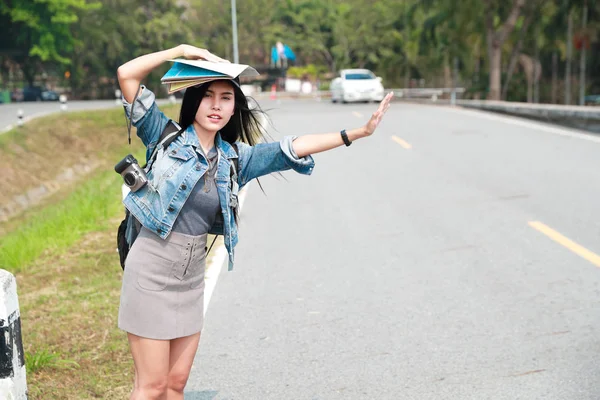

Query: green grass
26;349;79;375
0;169;125;273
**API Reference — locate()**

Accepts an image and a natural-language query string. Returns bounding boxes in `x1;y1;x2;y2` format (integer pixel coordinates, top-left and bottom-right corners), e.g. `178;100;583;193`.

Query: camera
114;154;148;192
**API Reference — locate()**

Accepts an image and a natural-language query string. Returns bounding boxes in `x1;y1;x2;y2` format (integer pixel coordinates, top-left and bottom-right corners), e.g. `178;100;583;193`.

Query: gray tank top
171;146;221;236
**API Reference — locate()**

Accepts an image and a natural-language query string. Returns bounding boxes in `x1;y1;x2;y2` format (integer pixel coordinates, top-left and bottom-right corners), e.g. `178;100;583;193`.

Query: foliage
1;0;599;102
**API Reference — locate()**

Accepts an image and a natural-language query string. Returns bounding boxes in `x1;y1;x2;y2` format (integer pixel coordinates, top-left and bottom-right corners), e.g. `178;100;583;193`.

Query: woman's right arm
117;44;229;102
117;45;229;153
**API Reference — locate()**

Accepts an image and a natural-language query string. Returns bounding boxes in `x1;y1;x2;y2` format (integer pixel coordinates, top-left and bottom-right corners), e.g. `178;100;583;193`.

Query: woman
117;44;393;400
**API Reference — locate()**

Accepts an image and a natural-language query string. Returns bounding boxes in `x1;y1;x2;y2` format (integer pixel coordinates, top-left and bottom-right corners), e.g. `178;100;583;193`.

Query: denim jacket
122;87;315;270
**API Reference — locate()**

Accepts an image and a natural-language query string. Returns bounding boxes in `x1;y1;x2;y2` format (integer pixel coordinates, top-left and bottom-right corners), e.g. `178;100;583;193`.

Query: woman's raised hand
364;92;394;136
179;45;230;63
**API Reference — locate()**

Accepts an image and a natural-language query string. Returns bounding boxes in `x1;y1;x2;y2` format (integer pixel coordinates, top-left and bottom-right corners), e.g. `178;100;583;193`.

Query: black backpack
116;119;239;270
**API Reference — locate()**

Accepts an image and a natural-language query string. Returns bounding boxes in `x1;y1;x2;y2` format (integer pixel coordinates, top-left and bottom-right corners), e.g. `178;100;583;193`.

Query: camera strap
125;85;142;145
125;85;183;155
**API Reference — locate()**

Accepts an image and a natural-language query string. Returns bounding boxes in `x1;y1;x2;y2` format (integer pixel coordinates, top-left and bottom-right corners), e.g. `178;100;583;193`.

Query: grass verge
12;166;135;399
0;103;229;398
0;169;124;273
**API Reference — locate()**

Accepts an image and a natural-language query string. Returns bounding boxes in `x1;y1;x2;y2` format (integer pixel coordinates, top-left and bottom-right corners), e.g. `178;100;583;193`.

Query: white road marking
203;185;250;315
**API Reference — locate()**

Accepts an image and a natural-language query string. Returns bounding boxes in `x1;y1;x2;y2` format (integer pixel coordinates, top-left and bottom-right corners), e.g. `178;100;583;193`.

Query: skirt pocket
136;250;176;292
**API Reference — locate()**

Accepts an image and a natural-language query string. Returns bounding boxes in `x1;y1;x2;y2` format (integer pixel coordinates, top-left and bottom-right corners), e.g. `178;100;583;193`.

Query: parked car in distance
22;86;60;102
330;69;385;103
584;94;600;105
41;89;59;101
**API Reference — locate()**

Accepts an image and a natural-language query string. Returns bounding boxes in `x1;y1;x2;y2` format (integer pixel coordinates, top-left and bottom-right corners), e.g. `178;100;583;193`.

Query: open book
161;59;260;94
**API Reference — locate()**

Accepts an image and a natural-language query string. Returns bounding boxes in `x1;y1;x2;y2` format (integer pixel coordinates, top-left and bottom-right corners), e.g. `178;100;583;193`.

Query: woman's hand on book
179;45;230;63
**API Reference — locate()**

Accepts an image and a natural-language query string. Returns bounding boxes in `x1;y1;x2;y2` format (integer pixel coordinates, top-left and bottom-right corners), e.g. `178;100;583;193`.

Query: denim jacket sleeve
122;86;170;161
236;136;315;188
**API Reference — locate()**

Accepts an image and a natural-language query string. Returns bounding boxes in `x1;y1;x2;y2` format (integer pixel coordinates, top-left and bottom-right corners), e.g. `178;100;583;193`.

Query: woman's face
195;80;236;133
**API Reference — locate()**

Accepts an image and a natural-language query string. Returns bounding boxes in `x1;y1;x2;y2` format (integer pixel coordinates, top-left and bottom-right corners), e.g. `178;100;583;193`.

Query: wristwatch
340;129;352;146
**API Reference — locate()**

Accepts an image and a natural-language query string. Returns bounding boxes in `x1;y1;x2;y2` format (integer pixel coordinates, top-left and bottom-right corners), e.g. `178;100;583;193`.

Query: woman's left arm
292;92;394;158
235;92;393;188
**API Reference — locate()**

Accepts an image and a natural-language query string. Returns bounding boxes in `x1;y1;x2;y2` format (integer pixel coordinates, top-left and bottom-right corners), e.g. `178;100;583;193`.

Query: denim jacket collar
182;126;239;160
215;132;239;159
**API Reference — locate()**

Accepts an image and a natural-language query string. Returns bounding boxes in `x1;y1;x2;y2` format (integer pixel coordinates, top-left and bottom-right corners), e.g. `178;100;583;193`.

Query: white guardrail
387;89;600;132
254;86;600;132
389;89;600;132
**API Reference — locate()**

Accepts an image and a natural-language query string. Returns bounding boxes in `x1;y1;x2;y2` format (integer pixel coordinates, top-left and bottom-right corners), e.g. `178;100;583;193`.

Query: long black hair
178;79;270;146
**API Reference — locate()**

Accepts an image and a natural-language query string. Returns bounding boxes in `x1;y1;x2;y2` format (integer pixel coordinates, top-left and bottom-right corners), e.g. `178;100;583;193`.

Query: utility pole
534;24;540;103
404;0;409;89
579;0;588;105
231;0;239;64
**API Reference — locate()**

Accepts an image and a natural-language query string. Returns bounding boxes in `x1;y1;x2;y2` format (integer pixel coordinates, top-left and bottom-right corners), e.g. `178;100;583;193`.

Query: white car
330;69;385;103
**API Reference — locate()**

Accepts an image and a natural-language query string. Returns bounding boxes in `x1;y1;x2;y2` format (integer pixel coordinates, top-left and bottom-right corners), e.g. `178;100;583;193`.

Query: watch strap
341;129;352;146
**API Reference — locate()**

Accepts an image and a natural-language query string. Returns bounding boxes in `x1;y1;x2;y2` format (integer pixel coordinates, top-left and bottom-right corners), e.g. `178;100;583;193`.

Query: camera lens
124;172;137;187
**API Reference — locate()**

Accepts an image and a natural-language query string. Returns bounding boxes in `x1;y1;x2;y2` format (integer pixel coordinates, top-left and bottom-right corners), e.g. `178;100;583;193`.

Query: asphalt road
8;97;599;399
184;99;600;399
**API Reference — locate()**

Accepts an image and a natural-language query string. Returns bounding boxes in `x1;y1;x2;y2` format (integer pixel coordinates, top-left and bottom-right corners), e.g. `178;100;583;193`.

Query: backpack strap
229;143;239;207
144;120;183;170
125;86;142;145
231;143;239;175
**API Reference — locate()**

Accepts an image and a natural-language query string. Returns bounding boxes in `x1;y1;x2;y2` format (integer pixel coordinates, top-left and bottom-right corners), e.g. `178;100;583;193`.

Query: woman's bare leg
128;333;171;400
167;332;202;400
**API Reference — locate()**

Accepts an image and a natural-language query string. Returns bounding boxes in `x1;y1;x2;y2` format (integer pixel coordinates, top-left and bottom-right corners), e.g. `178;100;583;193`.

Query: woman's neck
192;121;217;154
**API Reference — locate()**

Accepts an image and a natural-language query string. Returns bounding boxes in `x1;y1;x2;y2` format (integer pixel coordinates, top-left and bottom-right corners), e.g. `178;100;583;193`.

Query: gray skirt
118;227;208;340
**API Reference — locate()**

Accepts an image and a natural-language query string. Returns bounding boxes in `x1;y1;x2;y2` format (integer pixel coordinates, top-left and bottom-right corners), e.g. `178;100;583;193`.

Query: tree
484;0;526;100
0;0;99;86
69;0;195;97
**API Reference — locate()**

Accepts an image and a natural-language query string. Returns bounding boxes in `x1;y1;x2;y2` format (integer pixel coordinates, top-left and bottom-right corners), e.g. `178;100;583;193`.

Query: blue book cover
162;62;227;82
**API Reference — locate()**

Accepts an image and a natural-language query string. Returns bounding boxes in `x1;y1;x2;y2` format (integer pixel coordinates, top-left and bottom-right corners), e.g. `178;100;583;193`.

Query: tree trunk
453;56;459;88
322;50;336;73
533;23;540;103
485;0;526;100
517;54;535;102
551;52;558;103
474;46;481;100
527;73;533;103
502;25;528;100
579;0;588;105
0;59;9;90
443;52;452;88
19;58;36;87
565;10;573;104
489;46;502;100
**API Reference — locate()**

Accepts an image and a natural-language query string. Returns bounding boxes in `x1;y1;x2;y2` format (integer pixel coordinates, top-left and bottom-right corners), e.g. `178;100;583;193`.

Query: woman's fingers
200;50;223;62
183;46;230;63
365;92;393;135
377;92;393;113
207;52;230;63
